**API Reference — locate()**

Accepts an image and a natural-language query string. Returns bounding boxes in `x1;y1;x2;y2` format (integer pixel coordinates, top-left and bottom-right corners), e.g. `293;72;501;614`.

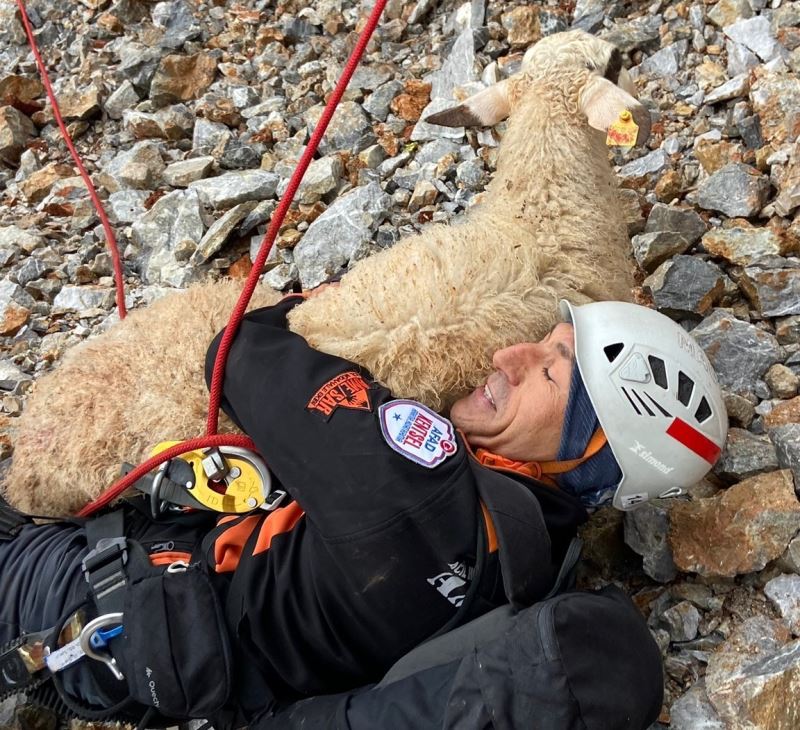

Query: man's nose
493;342;545;384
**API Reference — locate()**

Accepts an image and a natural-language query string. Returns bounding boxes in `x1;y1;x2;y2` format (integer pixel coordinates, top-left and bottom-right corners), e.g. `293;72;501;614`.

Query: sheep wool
3;31;644;516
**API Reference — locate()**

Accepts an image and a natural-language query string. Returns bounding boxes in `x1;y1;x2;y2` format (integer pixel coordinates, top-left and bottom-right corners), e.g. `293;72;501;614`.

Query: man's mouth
483;384;496;408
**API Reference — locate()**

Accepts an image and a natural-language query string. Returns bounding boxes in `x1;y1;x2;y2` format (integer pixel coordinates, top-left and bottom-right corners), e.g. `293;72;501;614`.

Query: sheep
2;30;650;516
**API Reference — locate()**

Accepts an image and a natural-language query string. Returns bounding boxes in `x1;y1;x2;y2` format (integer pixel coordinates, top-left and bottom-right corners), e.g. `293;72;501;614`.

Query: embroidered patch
379;399;458;468
307;371;373;420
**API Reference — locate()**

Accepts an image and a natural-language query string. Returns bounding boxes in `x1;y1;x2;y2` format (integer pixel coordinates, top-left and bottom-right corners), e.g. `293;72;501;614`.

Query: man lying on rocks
0;294;726;728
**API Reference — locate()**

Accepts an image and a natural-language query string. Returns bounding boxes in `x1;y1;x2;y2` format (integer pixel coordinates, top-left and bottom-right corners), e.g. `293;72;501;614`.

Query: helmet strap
473;428;608;487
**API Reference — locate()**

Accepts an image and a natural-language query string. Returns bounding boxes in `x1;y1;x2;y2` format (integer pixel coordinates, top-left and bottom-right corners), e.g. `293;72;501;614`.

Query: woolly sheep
3;30;650;516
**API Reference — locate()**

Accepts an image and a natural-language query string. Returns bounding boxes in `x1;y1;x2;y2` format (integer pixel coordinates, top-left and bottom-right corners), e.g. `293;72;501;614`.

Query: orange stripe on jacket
149;551;193;567
214;514;262;573
253;502;305;555
480;501;499;554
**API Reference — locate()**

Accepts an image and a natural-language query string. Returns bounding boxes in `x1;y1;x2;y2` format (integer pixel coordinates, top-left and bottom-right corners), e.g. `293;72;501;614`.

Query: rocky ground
0;0;799;727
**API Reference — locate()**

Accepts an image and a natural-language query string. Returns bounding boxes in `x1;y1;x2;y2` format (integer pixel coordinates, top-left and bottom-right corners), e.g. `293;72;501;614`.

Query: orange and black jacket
202;296;587;707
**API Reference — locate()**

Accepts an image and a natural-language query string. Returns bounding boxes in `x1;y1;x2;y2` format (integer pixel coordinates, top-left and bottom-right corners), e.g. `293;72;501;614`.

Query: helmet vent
695;396;712;423
631;389;655;416
677;371;694;406
644;392;672;418
648;356;668;389
604;343;624;362
621;387;642;415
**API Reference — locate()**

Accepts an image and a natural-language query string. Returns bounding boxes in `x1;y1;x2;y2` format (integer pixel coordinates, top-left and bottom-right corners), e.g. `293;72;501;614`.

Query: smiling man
0;296;726;727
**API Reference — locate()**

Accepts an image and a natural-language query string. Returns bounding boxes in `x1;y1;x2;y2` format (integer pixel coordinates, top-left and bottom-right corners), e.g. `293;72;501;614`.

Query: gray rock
363;80;404;121
152;0;203;49
14;257;47;288
163;156;215;187
52;285;113;312
104;80;140;120
660;601;702;642
636;40;689;78
765;574;800;634
742;267;800;317
770;424;800;487
0;359;27;388
108;190;150;224
429;28;479;101
0;3;25;44
229;85;260;110
644;255;725;316
0;226;45;252
350;63;396;92
708;0;754;28
670;680;725;730
192;202;258;265
102;141;165;192
303;101;373;155
572;0;605;33
727;39;760;77
189;170;279;209
263;262;299;291
618;149;670;180
192;118;231;157
696;163;771;218
219;141;261;171
704;74;751;105
293;182;391;288
632;230;692;272
645;203;708;245
623;502;678;583
416;139;461;166
131;189;205;285
456;158;485;190
777;316;800;345
291;155;344;205
240;200;276;237
117;42;162;96
691;309;783;396
0;279;35;311
601;16;662;52
714;428;780;482
124;104;195;141
0;106;37;166
724;15;782;62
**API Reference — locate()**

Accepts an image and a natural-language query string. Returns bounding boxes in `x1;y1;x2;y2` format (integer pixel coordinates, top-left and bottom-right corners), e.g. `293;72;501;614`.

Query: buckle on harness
82;537;129;614
82;537;128;583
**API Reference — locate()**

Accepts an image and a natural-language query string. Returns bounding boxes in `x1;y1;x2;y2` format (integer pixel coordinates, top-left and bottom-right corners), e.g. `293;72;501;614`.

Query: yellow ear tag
606;110;639;148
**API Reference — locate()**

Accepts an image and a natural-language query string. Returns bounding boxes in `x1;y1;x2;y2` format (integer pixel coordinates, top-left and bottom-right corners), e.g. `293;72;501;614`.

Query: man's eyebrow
556;341;575;363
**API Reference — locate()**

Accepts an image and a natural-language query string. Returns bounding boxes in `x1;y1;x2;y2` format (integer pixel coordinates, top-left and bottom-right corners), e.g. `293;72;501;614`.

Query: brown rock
55;82;102;121
227;255;251;279
702;225;791;265
766;364;800;399
654;169;682;202
751;71;800;145
695;60;728;91
0;105;36;165
695;140;742;175
0;75;43;115
764;397;800;429
0;303;30;336
149;54;218;105
669;470;800;577
96;12;123;34
196;96;241;127
501;6;541;48
390;80;431;123
19;162;74;204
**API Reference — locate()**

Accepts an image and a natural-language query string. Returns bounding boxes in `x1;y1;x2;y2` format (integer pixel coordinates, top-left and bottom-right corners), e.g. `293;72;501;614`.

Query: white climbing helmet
560;300;728;511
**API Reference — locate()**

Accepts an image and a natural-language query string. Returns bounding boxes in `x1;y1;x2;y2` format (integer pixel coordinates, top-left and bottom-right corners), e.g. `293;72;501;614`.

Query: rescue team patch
379;400;458;468
307;371;373;420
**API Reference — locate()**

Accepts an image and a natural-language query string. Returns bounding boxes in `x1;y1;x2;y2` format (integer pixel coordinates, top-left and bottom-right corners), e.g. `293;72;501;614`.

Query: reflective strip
666;417;721;464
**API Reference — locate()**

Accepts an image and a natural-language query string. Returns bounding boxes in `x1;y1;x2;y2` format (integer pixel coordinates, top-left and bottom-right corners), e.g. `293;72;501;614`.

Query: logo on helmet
629;441;674;474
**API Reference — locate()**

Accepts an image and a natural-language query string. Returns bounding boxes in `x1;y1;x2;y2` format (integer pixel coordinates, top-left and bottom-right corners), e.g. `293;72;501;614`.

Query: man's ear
580;75;651;147
423;79;512;128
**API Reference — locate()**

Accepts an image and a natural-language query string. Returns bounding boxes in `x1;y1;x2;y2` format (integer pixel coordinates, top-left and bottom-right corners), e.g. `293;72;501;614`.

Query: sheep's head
425;30;651;147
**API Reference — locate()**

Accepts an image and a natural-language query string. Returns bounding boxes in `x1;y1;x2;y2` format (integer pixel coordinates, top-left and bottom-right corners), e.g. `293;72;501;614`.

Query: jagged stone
670;470;800;577
696;163;771;218
692;310;783;396
619;149;670;182
100;140;165;192
293;182;391;288
670;680;725;730
701;226;790;266
766;364;800;399
645;203;708;245
191;202;258;265
108;190;149;224
764;396;800;429
714;427;779;482
751;71;800;145
741;267;800;318
189;170;279;209
52;80;101;121
52;285;113;312
501;6;541;48
771;424;800;487
149;53;218;106
303;101;373;155
623;502;678;583
124;105;195;141
104;80;140;120
643;255;725;316
709;0;753;29
601;16;662;53
724;15;782;62
706;616;800;728
292;155;344;205
0;105;36;166
163;156;215;187
765;574;800;635
659;600;702;642
637;40;688;78
19;163;73;204
632;230;691;272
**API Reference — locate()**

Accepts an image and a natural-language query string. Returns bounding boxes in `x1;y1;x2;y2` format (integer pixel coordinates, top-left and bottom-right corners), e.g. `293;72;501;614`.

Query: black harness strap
82;511;128;615
0;495;32;542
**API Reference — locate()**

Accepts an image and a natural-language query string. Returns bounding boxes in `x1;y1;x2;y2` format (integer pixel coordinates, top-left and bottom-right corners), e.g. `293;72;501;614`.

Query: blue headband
556;365;622;507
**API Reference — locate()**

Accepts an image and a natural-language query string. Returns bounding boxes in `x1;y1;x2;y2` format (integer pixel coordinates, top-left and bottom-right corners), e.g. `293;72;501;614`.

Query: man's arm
205;298;469;539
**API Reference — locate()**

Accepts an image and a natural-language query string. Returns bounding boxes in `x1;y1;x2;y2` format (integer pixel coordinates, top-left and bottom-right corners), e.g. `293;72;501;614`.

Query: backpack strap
543;536;583;600
0;495;32;542
82;511;130;616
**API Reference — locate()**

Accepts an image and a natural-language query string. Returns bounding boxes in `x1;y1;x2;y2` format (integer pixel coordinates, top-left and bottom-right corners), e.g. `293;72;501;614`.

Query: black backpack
255;585;663;730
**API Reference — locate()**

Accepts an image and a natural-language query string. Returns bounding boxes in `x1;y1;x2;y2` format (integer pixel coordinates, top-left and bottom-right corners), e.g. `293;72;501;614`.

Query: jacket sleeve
205;297;471;540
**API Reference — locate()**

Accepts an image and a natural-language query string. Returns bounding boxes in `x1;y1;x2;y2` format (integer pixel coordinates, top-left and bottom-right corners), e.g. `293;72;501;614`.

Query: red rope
15;0;127;319
77;0;388;516
205;0;388;436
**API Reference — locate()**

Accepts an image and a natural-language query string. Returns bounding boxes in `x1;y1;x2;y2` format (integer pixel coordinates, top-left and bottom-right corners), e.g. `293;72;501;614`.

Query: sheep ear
580;75;651;146
423;80;512;128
